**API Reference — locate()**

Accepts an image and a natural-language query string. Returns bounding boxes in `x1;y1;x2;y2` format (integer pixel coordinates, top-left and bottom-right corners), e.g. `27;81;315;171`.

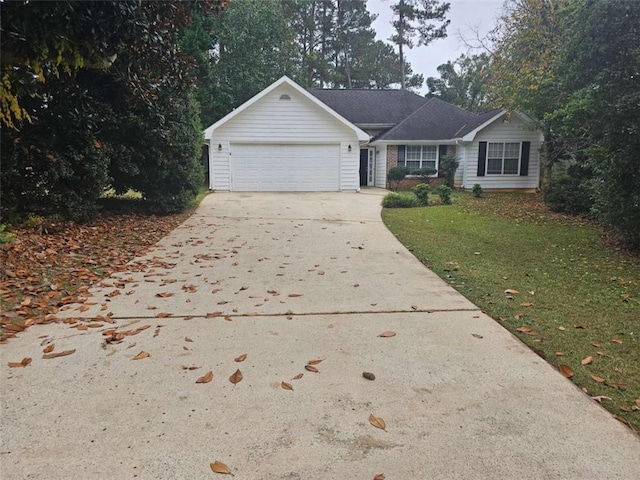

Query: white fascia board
369;140;458;146
461;110;507;142
203;76;370;142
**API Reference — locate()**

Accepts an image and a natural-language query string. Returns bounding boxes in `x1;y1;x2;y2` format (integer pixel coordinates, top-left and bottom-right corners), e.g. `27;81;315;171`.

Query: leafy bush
437;185;452;205
472;184;483;198
387;166;411;191
382;192;418;208
0;224;14;246
410;166;437;179
544;161;593;215
412;183;430;206
439;155;459;188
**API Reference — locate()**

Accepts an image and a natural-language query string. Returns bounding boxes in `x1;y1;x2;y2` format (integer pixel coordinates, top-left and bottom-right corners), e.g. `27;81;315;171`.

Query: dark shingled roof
308;88;428;125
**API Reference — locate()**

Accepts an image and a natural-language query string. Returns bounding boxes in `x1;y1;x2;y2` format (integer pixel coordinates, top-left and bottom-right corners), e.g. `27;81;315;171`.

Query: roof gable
204;76;369;141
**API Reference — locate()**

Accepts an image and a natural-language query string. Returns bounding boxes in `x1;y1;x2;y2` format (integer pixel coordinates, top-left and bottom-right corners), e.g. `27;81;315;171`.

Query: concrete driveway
2;190;639;479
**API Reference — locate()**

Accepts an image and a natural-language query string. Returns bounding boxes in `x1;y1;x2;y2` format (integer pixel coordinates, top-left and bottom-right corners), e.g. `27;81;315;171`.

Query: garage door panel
230;144;339;191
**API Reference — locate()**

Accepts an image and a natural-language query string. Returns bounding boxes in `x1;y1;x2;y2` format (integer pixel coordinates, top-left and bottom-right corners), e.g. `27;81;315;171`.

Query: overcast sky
366;0;504;92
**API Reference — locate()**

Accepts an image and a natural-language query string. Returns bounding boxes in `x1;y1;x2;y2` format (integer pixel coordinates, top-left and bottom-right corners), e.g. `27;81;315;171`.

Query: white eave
203;76;370;142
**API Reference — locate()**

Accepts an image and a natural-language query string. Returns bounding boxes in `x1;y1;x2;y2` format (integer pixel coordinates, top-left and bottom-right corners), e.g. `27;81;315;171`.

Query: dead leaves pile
1;213;187;341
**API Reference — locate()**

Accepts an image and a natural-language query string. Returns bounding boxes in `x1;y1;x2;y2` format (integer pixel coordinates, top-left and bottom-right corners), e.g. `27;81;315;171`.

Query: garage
204;76;369;192
230;144;339;191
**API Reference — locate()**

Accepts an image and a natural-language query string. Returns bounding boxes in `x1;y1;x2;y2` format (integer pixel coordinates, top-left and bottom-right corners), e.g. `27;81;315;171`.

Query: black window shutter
438;145;447;177
398;145;405;166
520;141;530;176
477;142;487;177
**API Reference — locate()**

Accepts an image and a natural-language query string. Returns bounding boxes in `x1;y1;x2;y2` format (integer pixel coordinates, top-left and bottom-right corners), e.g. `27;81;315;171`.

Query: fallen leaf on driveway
411;304;418;310
43;344;55;353
378;331;396;338
229;369;243;384
7;357;32;367
292;373;303;380
182;365;200;370
288;293;303;297
206;311;223;318
210;461;232;475
471;333;483;339
43;349;76;359
307;358;323;365
559;364;574;378
368;413;386;431
156;292;173;298
132;351;150;360
234;354;247;362
196;371;213;384
155;312;170;318
281;381;293;391
374;474;385;480
305;365;319;373
185;337;193;343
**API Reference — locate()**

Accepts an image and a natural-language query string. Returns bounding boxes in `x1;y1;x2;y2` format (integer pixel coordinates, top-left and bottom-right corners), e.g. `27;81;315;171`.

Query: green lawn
382;191;640;431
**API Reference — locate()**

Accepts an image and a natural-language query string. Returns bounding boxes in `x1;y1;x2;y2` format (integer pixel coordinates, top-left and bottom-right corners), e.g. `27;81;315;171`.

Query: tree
426;53;493;112
389;0;450;89
211;0;298;117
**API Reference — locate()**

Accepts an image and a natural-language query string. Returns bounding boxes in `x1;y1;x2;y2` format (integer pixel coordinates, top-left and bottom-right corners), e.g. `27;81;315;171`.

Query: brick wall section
386;145;398;172
384;144;455;190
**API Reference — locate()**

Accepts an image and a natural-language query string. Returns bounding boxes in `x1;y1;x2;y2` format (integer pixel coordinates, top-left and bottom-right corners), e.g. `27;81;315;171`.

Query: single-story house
203;76;543;192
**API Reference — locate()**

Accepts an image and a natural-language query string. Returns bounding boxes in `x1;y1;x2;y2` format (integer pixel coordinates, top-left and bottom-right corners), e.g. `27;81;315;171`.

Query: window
487;142;520;175
401;145;438;170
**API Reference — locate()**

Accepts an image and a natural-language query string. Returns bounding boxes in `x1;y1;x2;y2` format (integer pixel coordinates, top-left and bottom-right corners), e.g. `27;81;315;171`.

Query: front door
359;149;368;186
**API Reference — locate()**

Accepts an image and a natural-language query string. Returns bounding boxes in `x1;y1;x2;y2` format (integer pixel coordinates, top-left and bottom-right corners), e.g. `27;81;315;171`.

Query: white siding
375;145;387;188
208;84;359;191
463;115;542;189
340;142;359;191
455;144;465;187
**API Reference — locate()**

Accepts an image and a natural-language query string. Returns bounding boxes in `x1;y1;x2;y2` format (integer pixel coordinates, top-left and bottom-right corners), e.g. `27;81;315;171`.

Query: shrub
412;183;430;206
382;192;418;208
411;166;437;180
0;224;14;246
387;166;411;191
439;154;459;188
545;163;593;215
472;184;483;198
437;185;452;205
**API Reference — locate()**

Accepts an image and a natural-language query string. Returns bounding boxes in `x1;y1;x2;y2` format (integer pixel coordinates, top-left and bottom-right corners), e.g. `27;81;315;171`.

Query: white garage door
230;144;340;191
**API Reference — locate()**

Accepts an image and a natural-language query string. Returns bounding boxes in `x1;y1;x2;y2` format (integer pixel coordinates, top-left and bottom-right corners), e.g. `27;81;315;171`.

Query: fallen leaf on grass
574;324;588;329
305;365;319;373
196;371;213;384
504;289;519;295
43;349;76;359
516;326;532;333
611;338;623;345
43;344;55;354
132;351;150;360
234;354;247;362
590;374;606;383
559;364;574;378
210;461;232;475
368;413;386;431
555;351;565;356
378;331;396;338
7;357;32;367
581;356;593;365
229;369;243;384
520;302;533;307
591;395;612;403
281;381;293;391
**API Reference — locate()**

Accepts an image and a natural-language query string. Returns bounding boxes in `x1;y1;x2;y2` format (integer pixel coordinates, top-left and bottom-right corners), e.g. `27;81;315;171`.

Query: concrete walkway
1;190;639;479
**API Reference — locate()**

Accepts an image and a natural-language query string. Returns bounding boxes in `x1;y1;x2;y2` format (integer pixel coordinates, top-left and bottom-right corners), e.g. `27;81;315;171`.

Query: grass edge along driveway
382;192;640;432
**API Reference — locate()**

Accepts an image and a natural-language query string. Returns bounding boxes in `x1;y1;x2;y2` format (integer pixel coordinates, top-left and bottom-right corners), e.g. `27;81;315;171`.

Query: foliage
0;1;221;221
387;166;411;191
389;0;451;89
471;184;483;198
0;224;14;246
383;191;640;430
382;192;418;208
410;166;437;179
412;183;430;206
437;154;459;188
426;53;493;112
545;162;593;215
436;185;452;204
